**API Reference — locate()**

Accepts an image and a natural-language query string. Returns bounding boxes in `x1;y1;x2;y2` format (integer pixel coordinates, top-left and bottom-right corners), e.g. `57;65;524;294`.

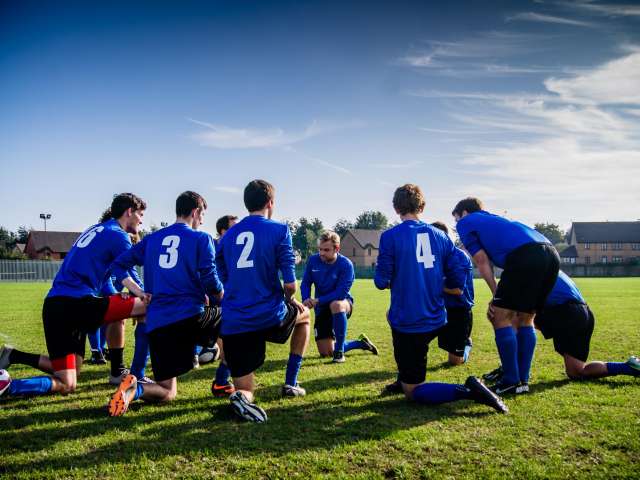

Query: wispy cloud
213;186;241;194
561;1;640;17
506;12;597;27
370;161;424;169
287;147;352;175
187;118;363;149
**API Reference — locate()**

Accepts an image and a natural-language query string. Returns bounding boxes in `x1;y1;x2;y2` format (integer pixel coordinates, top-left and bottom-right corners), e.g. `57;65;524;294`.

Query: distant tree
16;225;30;244
292;217;324;260
333;218;354;238
354;211;388;230
0;226;23;259
534;223;564;245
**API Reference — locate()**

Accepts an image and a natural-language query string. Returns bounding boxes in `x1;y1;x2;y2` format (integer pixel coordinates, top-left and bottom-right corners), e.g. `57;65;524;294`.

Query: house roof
27;231;81;253
559;245;577;258
346;229;382;249
568;222;640;243
14;243;26;253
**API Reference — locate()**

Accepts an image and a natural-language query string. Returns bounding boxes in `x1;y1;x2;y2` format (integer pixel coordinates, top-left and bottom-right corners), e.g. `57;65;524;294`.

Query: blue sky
1;0;639;236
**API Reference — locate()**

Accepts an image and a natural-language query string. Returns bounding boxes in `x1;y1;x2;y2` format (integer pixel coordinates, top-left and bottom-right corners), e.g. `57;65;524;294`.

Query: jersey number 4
159;235;180;269
236;232;254;268
416;233;435;269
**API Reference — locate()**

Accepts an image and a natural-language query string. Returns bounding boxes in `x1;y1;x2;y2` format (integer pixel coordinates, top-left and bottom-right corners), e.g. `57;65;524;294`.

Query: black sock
9;349;42;369
109;347;125;376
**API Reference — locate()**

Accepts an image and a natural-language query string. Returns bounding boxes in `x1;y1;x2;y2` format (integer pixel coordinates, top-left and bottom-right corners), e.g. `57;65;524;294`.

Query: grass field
1;279;639;479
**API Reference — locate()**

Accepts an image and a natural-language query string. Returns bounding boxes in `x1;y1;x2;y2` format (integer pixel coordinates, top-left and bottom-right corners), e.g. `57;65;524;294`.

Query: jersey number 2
416;233;435;269
236;232;254;268
159;235;180;269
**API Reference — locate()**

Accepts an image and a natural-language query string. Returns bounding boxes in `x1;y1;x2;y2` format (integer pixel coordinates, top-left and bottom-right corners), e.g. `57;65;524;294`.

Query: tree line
0;226;30;259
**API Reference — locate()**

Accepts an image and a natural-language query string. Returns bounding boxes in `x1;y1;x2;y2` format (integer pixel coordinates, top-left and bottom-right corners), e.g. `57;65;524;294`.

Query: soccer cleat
358;334;379;355
332;351;346;363
109;368;131;386
465;376;508;414
490;381;528;396
0;369;11;397
229;391;268;423
138;376;155;385
198;344;220;365
211;381;235;397
383;379;403;395
192;354;200;369
281;383;306;397
462;341;473;363
0;345;14;370
626;355;640;373
108;373;137;417
89;349;107;365
482;365;504;384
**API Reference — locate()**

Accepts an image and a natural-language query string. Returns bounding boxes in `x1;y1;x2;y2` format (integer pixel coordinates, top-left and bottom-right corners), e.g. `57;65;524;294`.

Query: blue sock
130;322;150;379
9;376;53;396
215;362;232;386
332;312;348;353
195;345;203;355
134;383;144;401
344;339;366;352
517;326;536;383
411;382;471;404
285;353;303;386
88;328;101;352
606;362;640;376
99;325;107;351
495;326;520;385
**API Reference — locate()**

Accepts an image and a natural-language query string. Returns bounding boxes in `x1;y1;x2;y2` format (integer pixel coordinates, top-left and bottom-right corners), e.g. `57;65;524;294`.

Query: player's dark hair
109;193;147;220
393;184;425;215
431;221;449;235
176;191;207;217
244;179;274;212
216;215;238;235
452;197;483;217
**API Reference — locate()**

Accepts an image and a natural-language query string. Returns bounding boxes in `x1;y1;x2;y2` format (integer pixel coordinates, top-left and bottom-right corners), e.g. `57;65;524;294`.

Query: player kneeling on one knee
107;191;224;416
375;184;507;414
301;230;378;364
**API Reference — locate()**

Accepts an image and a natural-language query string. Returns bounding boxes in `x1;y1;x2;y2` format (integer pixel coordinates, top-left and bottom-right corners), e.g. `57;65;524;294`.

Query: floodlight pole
39;213;52;232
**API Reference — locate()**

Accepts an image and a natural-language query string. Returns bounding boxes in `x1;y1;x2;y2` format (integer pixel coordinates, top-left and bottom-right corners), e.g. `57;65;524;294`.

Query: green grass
1;279;639;479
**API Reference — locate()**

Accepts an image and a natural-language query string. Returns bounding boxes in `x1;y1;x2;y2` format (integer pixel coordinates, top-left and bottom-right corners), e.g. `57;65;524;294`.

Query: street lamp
39;213;52;232
160;222;168;227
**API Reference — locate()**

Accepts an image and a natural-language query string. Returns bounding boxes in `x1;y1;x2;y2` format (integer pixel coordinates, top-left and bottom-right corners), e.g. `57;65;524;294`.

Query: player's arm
300;261;314;308
442;238;465;292
443;287;463;296
317;260;354;305
472;249;497;295
278;225;304;312
112;239;148;301
456;221;496;294
198;234;223;302
214;236;228;285
374;232;393;290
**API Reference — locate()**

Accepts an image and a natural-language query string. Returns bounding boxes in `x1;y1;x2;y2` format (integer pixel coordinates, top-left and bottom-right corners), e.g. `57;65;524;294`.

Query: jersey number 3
159;235;180;269
236;232;254;268
416;233;435;269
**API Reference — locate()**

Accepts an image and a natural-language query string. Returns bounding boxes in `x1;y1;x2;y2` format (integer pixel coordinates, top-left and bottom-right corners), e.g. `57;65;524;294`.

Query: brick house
341;229;382;268
563;222;640;265
24;231;81;260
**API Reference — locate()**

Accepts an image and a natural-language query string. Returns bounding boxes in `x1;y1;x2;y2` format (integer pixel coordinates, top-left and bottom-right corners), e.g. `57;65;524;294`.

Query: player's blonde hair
318;230;340;248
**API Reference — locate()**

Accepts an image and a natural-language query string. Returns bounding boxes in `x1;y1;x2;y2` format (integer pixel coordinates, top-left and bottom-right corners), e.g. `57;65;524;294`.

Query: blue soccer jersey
216;215;296;335
456;210;550;268
112;222;222;332
374;220;466;333
48;219;132;298
544;271;585;307
444;247;475;310
101;267;143;296
300;253;354;307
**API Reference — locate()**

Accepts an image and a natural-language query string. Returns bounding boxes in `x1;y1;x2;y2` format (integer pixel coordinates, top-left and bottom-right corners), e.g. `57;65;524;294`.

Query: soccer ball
0;369;11;397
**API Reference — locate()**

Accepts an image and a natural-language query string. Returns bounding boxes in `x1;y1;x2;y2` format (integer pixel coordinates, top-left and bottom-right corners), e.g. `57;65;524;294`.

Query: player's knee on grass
563;355;586;380
401;382;417;400
448;353;464;366
329;300;349;315
316;338;334;357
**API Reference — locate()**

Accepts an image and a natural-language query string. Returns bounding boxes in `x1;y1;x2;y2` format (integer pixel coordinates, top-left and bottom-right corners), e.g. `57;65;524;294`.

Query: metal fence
0;260;64;282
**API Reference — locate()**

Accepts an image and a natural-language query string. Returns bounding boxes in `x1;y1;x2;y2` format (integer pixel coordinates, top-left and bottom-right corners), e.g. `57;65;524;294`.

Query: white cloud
563;1;640;17
506;12;597;27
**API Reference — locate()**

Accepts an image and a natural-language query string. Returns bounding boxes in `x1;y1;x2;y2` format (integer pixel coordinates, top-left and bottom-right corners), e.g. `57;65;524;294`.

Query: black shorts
314;301;353;340
42;295;109;360
391;328;441;385
534;302;594;362
438;307;473;356
222;302;298;378
493;242;560;313
148;306;221;382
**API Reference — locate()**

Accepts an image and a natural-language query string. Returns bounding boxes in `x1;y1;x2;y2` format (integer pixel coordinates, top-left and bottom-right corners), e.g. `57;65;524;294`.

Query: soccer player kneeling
375;184;507;414
106;191;223;416
217;180;310;423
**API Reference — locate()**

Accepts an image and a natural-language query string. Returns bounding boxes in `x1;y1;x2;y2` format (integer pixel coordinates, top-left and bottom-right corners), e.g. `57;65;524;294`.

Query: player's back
141;223;214;330
48;219;131;298
444;247;475;309
218;215;295;334
544;271;584;307
456;211;550;268
375;220;463;333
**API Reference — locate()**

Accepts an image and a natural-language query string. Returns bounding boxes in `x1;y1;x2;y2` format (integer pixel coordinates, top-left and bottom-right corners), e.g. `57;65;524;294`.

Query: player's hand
212;290;223;302
302;298;314;308
119;292;130;300
142;293;152;305
132;315;146;326
289;298;306;314
487;300;495;321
